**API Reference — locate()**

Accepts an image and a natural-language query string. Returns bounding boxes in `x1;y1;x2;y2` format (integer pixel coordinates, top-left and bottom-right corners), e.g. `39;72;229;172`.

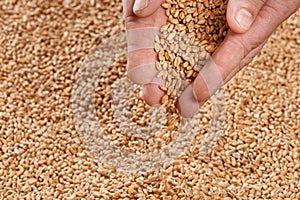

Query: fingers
123;0;168;105
134;0;166;18
178;58;224;118
123;0;135;18
179;0;300;118
126;27;160;84
178;85;201;118
227;0;267;33
142;77;165;106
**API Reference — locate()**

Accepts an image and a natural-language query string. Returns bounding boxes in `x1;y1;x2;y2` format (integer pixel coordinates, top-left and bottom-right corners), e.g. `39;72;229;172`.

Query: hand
178;0;300;117
123;0;168;106
124;0;300;118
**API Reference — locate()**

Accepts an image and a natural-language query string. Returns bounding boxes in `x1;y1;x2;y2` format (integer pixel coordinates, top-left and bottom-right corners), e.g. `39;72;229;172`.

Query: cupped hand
178;0;300;117
124;0;300;118
123;0;167;106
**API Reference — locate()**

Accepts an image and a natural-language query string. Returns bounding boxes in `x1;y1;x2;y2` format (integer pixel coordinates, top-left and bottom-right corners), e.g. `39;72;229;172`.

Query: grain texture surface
0;0;299;199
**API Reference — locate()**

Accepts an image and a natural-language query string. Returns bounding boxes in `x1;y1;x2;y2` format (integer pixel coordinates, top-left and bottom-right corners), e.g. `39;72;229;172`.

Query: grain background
0;0;299;199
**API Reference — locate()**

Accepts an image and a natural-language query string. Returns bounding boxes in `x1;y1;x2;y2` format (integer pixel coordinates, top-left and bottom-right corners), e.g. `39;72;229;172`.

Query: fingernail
133;0;149;13
235;8;253;31
178;85;201;118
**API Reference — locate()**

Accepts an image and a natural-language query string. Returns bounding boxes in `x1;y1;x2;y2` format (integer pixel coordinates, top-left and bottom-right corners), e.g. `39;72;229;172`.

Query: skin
123;0;167;106
123;0;300;117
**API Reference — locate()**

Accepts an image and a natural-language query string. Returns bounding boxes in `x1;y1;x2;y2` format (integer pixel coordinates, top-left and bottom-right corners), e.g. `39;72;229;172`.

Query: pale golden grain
0;0;299;199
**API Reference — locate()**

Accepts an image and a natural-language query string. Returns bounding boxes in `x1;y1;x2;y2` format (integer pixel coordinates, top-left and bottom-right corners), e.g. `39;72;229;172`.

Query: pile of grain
0;0;299;199
154;0;228;117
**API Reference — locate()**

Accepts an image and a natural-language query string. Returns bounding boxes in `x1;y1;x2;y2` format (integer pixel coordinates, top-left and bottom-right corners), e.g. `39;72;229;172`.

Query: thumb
133;0;165;17
227;0;267;33
178;0;300;118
